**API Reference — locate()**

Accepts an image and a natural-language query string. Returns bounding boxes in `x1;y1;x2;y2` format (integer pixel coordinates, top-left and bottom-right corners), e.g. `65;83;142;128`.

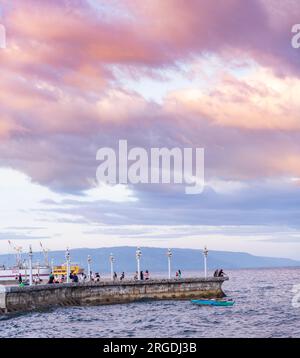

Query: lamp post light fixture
65;248;71;283
136;247;142;280
109;253;115;281
28;245;33;286
203;246;208;278
167;248;172;279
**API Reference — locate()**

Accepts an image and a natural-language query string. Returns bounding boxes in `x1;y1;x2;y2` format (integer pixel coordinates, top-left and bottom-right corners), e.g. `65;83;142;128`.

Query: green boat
191;299;235;306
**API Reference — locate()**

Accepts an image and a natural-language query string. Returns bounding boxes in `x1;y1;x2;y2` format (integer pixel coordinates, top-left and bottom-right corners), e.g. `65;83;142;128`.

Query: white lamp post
136;247;142;280
87;255;92;281
66;248;71;283
24;261;28;282
109;253;115;281
37;260;40;281
167;248;172;279
203;246;208;278
29;245;33;286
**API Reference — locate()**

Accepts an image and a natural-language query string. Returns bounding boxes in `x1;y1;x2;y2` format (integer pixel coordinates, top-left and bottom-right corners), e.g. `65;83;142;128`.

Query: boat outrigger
191;299;235;306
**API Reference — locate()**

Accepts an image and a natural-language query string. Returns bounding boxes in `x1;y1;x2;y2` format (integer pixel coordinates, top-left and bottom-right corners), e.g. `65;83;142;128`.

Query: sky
0;0;300;259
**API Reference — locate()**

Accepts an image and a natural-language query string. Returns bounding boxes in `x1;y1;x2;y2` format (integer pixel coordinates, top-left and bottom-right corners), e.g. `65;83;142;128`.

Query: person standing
95;272;101;282
218;269;225;277
48;272;55;284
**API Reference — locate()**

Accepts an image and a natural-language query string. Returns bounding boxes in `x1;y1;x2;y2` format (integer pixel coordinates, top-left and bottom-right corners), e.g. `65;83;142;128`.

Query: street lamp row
25;246;209;285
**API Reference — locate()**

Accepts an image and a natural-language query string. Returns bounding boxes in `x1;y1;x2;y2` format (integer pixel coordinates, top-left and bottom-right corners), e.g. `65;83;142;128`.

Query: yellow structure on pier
53;264;83;276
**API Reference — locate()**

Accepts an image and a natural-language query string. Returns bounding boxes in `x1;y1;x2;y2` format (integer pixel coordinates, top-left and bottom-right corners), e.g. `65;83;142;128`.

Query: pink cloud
1;0;299;83
127;0;300;75
166;68;300;130
1;0;300;192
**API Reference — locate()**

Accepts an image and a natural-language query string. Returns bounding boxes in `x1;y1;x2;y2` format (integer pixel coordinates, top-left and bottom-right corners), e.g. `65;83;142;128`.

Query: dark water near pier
1;268;300;338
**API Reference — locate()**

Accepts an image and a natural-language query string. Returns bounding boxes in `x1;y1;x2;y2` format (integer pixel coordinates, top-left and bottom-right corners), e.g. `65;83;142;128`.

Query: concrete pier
0;277;228;314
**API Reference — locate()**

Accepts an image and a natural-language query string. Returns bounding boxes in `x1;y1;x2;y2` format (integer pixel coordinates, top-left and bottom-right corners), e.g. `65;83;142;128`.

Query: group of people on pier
16;267;186;286
46;270;154;284
133;270;150;280
213;269;226;277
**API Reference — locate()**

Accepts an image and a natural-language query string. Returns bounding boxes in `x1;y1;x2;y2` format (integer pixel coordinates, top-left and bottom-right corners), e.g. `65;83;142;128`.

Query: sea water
1;268;300;338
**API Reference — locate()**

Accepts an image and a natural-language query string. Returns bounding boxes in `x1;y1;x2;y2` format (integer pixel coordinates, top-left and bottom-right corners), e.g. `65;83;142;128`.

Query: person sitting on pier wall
72;273;79;283
218;269;226;277
175;270;182;279
48;272;55;284
134;271;138;280
95;272;101;282
113;272;117;281
120;272;125;281
79;272;86;282
34;274;41;285
144;270;150;280
213;269;219;277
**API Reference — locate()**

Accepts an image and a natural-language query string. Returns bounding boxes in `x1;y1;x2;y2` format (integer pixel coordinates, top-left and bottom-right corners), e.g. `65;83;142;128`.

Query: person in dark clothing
73;273;79;283
218;269;225;277
95;272;101;282
140;271;144;280
120;272;125;281
213;269;219;277
18;273;22;284
48;273;55;284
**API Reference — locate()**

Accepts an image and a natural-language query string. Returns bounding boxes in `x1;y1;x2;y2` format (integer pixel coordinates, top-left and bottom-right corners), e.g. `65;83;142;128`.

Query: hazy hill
0;246;299;274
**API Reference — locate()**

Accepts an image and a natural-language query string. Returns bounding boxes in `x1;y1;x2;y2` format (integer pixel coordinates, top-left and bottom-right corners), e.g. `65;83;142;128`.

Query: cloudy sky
0;0;300;258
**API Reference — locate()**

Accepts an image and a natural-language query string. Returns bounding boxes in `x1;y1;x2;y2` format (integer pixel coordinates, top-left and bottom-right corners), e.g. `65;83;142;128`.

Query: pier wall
0;277;228;314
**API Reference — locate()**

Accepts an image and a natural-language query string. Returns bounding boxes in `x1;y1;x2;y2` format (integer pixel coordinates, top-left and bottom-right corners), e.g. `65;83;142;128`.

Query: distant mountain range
1;246;300;274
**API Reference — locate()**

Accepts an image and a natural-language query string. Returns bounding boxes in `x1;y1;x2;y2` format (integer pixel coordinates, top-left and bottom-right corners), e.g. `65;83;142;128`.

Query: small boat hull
191;299;235;306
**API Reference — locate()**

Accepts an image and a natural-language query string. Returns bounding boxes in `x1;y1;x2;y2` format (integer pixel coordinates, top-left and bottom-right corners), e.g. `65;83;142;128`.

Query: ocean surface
1;267;300;338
